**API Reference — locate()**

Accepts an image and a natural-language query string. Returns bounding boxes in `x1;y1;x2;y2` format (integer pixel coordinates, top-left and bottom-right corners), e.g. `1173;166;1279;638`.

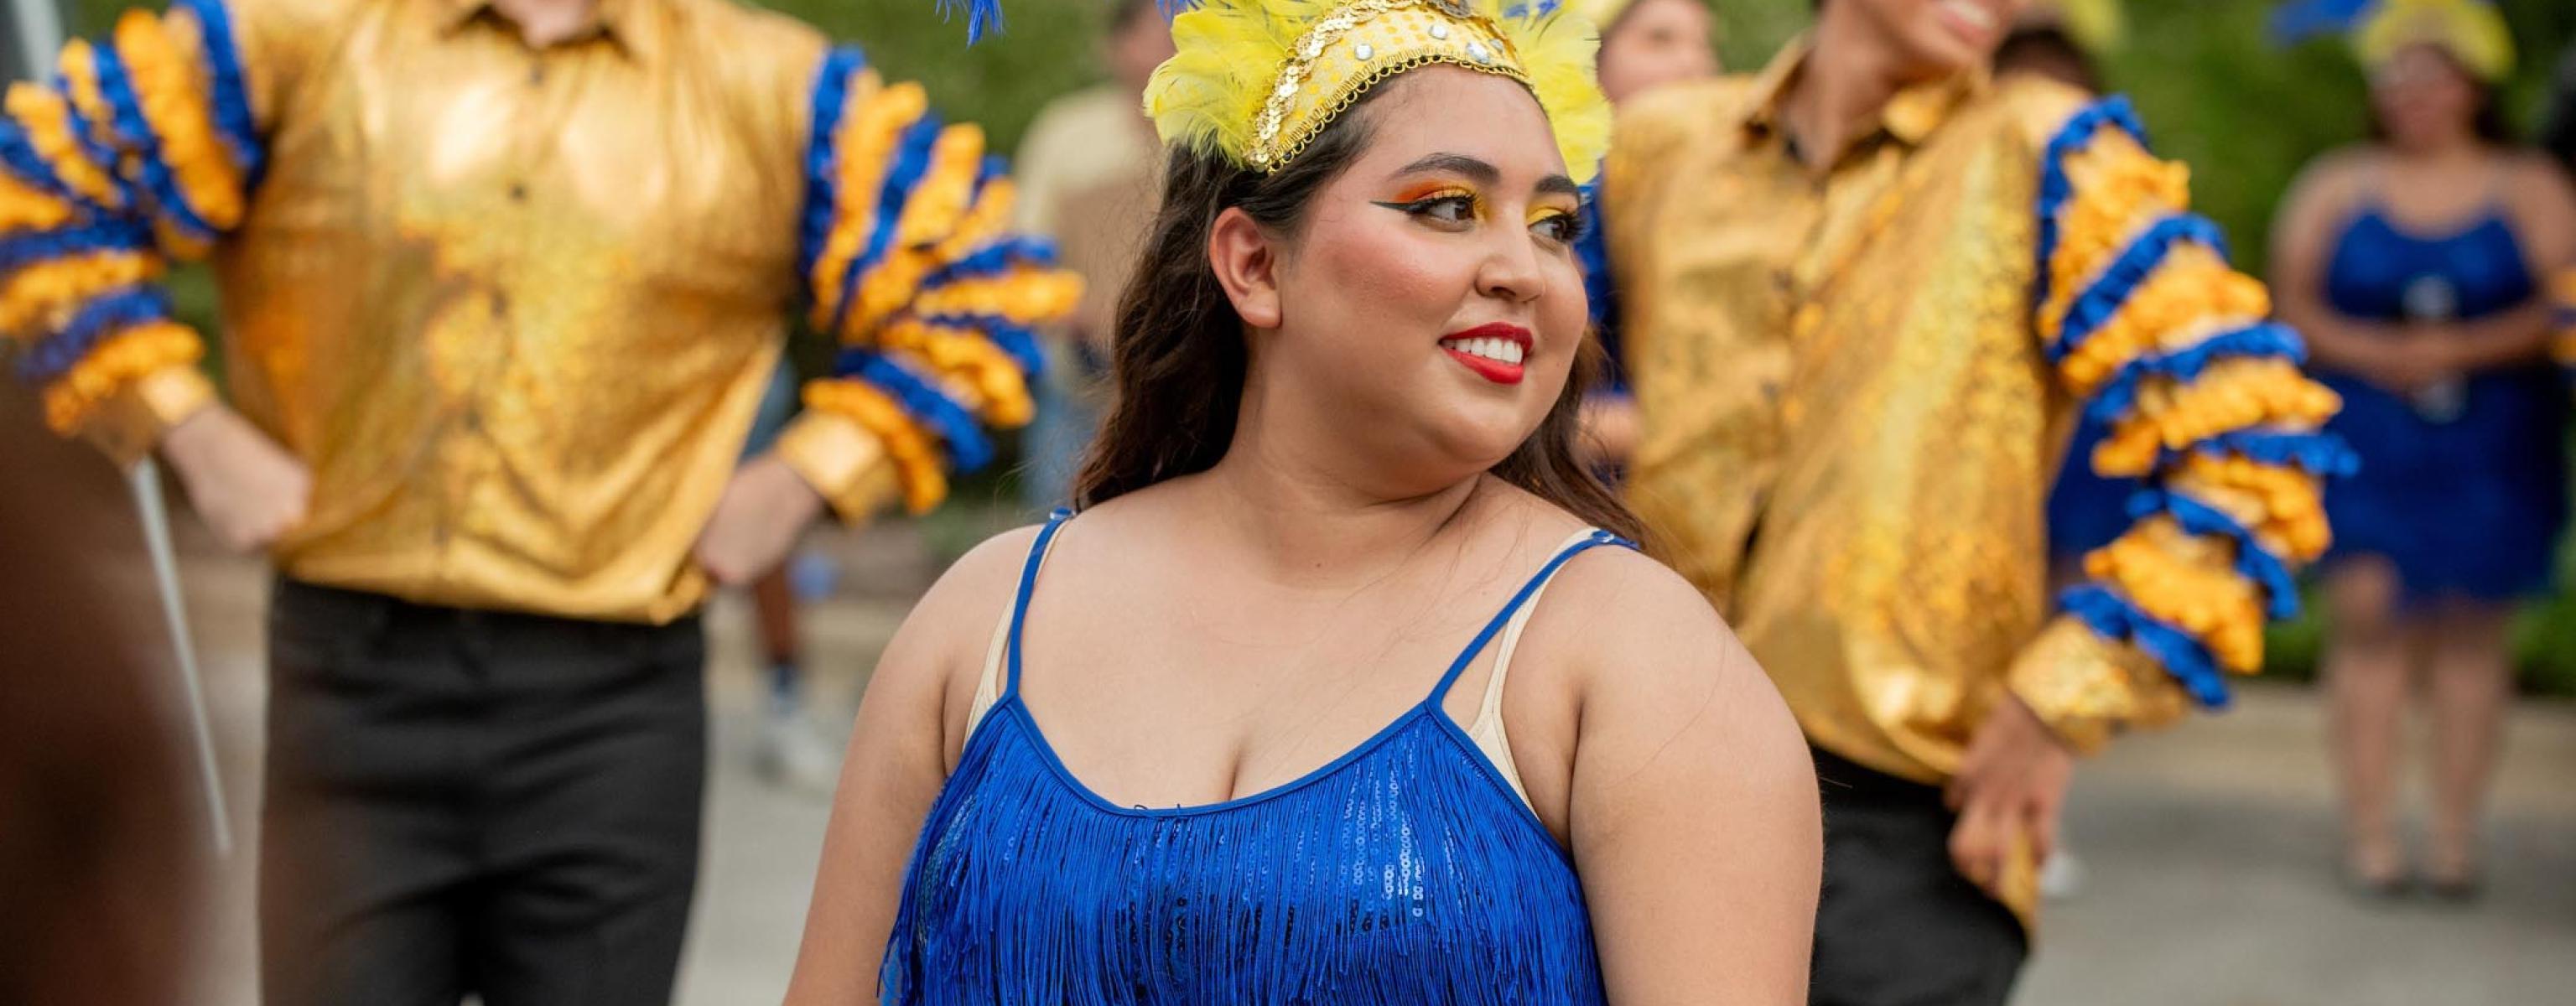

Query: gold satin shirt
1605;52;2192;787
38;0;992;623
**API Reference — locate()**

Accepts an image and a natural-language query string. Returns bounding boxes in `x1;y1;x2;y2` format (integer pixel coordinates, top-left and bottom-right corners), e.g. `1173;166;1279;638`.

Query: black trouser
261;578;707;1006
1809;747;2028;1006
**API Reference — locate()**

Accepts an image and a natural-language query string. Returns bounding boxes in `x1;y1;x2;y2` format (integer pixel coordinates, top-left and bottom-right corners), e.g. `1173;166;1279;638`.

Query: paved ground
148;518;2574;1005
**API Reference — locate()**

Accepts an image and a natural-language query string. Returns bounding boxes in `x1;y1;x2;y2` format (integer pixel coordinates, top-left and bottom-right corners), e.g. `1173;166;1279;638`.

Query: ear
1207;205;1284;329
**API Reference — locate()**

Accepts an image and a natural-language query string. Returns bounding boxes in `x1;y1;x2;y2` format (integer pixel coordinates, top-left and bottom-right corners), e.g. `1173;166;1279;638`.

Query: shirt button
527;65;545;87
508;183;527;202
491;293;509;318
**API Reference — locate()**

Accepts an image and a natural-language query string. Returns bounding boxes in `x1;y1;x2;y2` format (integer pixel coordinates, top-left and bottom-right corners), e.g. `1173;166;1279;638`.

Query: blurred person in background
1566;0;1722;468
2267;0;2575;900
1596;0;2346;998
1014;0;1173;512
0;387;195;1006
0;0;1075;1002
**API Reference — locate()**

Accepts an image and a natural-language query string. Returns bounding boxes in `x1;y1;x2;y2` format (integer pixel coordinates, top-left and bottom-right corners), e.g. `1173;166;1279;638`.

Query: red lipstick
1437;322;1533;386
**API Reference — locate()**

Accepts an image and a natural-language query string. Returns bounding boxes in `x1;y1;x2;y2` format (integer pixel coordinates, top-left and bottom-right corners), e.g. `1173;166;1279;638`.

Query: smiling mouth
1438;326;1530;385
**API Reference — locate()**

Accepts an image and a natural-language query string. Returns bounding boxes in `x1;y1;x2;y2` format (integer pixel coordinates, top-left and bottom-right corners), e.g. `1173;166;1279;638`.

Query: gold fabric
1606;45;2192;791
160;0;884;623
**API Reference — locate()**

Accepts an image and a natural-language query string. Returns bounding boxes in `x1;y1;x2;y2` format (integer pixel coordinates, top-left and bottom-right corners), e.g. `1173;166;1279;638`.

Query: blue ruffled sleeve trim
174;0;262;184
2085;322;2305;421
2062;583;2232;709
828;114;945;334
835;348;996;474
89;42;219;246
15;285;169;383
797;46;870;282
2033;95;2149;307
2049;213;2230;366
2122;487;2301;620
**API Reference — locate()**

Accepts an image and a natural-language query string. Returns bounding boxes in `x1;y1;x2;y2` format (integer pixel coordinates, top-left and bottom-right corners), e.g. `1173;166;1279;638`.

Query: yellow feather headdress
1145;0;1611;183
2354;0;2515;81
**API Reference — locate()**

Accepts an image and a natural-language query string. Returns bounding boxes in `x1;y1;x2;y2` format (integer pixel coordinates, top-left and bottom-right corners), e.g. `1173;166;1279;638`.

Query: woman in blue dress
783;2;1821;1003
2268;4;2576;899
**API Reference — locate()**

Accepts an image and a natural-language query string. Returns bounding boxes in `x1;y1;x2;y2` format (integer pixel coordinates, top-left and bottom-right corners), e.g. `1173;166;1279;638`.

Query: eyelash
1384;193;1587;245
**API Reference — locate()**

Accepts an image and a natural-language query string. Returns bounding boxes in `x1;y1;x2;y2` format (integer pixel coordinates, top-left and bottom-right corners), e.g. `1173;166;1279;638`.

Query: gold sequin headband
1147;0;1610;182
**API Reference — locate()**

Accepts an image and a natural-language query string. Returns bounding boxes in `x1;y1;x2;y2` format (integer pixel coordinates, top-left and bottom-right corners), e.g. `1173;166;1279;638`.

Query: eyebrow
1392;153;1581;200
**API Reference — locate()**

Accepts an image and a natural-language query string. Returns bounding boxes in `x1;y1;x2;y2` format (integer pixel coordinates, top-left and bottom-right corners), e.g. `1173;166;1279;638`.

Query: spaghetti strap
1427;529;1632;706
1003;508;1077;698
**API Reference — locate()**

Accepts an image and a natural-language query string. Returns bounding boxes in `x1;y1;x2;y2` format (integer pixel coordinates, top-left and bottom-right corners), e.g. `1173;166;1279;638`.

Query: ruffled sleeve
2008;96;2354;749
776;47;1082;519
1;0;262;461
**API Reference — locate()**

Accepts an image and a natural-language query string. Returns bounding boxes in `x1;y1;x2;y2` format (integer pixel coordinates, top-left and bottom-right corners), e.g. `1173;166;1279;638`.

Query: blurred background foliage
60;0;2576;693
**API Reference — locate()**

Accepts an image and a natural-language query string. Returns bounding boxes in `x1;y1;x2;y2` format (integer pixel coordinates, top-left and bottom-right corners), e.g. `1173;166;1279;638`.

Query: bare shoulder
882;524;1048;705
1524;543;1811;804
2503;151;2576;246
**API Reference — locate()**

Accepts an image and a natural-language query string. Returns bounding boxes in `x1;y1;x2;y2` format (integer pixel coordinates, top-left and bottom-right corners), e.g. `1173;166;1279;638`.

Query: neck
491;0;598;47
2391;132;2485;166
1781;12;1909;170
1187;379;1485;589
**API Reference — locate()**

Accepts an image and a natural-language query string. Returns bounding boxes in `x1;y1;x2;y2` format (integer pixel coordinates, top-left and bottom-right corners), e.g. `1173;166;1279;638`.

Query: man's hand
693;453;827;587
159;405;312;552
1945;695;2075;898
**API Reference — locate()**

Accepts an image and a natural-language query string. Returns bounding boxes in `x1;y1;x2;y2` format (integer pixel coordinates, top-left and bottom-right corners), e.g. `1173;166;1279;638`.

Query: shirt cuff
774;411;901;525
86;365;217;467
2006;616;2194;756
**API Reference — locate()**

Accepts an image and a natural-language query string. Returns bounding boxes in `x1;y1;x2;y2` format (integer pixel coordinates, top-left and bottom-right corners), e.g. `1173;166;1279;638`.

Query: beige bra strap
965;609;1010;735
1462;528;1602;807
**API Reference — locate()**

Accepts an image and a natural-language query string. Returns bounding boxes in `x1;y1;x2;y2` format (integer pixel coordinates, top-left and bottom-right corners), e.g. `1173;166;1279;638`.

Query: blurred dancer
2269;0;2574;900
1014;0;1172;511
1597;0;2344;999
0;0;1075;1002
1568;0;1721;466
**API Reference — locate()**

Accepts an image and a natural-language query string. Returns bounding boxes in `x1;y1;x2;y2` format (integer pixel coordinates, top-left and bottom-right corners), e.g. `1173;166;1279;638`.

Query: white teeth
1941;0;1997;30
1441;337;1526;366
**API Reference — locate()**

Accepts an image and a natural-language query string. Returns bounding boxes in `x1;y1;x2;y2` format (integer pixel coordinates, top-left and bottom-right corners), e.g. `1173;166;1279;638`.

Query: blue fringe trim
2123;487;2300;620
828;114;944;336
2033;95;2148;309
934;0;1007;43
837;349;995;474
2084;322;2305;422
2049;213;2230;366
2062;583;2232;709
0;120;75;205
174;0;262;184
15;285;169;385
915;313;1044;380
89;43;219;246
797;46;870;280
0;219;152;274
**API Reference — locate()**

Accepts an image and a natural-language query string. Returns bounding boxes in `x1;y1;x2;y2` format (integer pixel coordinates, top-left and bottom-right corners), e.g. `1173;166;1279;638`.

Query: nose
1474;223;1545;305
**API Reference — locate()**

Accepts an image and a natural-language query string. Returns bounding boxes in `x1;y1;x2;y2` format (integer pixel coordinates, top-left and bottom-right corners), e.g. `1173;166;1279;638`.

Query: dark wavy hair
1070;88;1641;542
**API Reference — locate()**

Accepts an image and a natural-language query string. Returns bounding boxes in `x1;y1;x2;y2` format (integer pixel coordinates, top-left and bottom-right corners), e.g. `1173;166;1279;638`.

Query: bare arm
2429;155;2576;371
783;528;1037;1005
1556;552;1820;1004
2269;153;2402;376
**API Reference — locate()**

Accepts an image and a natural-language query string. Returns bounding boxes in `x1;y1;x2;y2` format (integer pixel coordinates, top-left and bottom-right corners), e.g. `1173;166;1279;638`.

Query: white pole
134;461;235;858
6;0;66;82
8;0;235;857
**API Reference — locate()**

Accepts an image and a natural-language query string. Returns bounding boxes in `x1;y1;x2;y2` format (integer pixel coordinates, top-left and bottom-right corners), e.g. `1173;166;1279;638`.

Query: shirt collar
437;0;661;61
1741;36;1986;158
